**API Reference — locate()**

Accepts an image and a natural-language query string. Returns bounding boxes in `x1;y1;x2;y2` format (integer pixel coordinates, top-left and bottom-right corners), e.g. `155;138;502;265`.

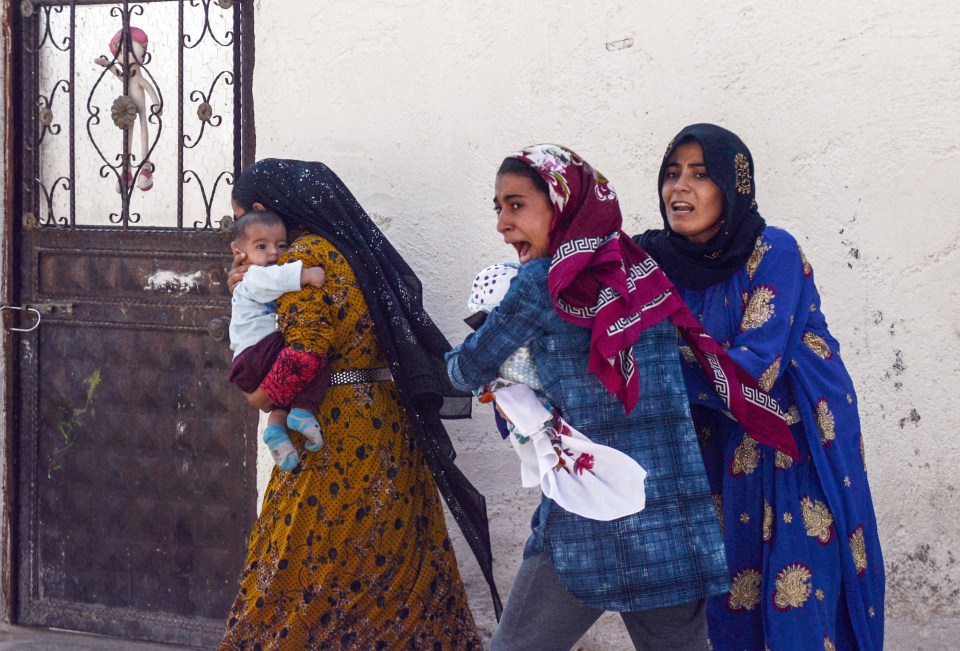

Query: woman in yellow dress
218;159;498;650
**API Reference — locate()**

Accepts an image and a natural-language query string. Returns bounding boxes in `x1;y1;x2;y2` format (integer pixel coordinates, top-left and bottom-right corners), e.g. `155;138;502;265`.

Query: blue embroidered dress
447;258;729;613
675;226;884;650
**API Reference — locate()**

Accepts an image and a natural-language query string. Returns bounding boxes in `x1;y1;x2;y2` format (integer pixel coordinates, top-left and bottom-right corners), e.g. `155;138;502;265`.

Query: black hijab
233;159;502;617
637;123;766;290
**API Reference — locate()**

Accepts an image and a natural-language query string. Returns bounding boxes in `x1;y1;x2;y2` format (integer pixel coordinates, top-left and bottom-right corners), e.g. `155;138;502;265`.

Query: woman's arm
446;264;548;391
724;231;808;389
258;236;334;405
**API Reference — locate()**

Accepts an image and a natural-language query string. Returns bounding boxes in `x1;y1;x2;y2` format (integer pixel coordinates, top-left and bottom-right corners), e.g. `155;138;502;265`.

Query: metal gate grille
19;0;254;230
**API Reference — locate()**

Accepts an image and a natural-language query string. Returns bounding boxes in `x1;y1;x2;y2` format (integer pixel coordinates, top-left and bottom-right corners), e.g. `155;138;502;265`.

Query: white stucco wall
250;2;960;648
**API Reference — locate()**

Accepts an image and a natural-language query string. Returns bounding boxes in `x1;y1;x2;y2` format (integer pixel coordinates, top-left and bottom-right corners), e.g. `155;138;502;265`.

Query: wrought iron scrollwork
35;176;71;227
184;70;233;149
184;0;235;49
21;0;250;230
37;79;70;145
184;170;234;230
24;4;71;53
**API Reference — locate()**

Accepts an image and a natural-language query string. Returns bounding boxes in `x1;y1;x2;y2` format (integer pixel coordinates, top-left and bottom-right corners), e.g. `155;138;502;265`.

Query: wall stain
847;247;861;268
898;408;921;429
892;350;905;375
887;543;960;617
48;369;102;477
369;213;393;231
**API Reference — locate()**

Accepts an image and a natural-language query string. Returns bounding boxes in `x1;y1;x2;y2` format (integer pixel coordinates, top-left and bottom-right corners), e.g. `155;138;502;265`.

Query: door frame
2;0;24;623
0;0;258;627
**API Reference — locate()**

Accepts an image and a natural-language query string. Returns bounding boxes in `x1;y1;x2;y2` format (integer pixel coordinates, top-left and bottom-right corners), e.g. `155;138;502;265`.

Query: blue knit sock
288;408;324;452
263;424;299;471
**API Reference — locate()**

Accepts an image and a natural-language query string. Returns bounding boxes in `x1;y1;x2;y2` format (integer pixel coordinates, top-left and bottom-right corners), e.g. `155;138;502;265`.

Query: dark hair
497;157;550;200
232;209;285;241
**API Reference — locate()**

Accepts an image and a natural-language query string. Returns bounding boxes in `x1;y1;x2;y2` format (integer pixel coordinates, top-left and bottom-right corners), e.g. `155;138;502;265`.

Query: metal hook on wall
0;305;42;332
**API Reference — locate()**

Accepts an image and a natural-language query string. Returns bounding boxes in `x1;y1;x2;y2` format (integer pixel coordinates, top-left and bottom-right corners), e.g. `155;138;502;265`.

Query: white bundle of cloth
490;382;647;521
467;263;647;521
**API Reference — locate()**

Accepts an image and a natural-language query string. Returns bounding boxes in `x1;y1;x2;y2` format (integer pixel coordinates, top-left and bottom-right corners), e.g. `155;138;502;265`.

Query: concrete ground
0;625;196;650
2;616;958;650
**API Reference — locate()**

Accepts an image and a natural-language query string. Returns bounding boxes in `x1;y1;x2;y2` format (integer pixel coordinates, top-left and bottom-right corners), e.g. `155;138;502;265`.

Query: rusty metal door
11;1;256;647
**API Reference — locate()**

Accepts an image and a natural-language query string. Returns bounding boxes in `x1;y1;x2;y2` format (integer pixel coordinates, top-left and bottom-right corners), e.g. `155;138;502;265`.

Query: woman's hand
243;387;274;412
227;251;251;293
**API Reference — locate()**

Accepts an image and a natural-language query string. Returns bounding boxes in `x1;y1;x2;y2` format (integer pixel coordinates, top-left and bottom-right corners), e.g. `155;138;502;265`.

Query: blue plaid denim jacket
446;259;729;612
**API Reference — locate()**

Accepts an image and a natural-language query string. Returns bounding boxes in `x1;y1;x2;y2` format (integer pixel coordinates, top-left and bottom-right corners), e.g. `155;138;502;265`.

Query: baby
227;210;328;470
465;263;647;521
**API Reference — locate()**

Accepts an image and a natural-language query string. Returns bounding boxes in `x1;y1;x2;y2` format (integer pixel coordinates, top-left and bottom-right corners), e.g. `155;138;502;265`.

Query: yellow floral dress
219;234;480;650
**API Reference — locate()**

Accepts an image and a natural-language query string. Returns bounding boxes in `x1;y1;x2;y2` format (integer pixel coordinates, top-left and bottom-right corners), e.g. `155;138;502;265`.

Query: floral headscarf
508;145;797;458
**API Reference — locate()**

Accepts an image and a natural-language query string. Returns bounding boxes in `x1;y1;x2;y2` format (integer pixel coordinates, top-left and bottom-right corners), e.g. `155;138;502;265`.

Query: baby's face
235;222;288;266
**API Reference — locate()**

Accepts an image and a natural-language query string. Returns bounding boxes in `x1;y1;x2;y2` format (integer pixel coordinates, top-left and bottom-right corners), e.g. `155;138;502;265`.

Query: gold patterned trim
775;450;794;470
850;526;868;575
762;500;773;542
816;399;836;447
745;237;771;280
728;568;762;611
773;563;813;611
735;152;753;195
801;496;835;544
803;332;833;359
740;285;776;331
731;434;760;476
713;493;724;532
759;355;781;391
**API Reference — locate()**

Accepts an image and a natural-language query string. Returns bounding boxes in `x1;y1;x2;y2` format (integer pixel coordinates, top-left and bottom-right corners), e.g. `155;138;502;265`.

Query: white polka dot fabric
466;262;542;390
467;262;520;314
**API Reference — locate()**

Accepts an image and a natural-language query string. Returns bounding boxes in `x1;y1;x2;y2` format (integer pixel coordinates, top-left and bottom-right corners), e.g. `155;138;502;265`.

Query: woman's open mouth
513;241;534;264
671;201;694;214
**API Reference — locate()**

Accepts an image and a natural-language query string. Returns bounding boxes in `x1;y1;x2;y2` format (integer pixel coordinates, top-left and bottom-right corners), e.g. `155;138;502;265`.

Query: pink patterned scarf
509;144;797;458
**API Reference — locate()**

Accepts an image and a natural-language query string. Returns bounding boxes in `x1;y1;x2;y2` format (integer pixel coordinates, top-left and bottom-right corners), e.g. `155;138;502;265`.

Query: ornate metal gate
12;0;256;646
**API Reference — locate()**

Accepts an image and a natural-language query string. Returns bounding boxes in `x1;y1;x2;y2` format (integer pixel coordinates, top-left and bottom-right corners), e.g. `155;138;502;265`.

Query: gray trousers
490;553;708;651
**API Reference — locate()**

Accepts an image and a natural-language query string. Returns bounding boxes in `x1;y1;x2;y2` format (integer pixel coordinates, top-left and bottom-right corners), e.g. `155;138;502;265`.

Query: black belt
329;366;393;386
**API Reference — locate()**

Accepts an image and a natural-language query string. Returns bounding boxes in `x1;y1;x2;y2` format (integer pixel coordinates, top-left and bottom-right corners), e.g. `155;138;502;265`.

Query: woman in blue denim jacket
447;145;796;650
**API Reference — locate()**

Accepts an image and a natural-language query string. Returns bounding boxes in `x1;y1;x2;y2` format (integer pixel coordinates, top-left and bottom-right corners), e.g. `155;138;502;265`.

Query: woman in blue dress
638;123;885;650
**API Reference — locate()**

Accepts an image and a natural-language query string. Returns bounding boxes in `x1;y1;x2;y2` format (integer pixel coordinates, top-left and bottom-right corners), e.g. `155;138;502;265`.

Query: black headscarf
233;159;502;617
637;123;766;290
